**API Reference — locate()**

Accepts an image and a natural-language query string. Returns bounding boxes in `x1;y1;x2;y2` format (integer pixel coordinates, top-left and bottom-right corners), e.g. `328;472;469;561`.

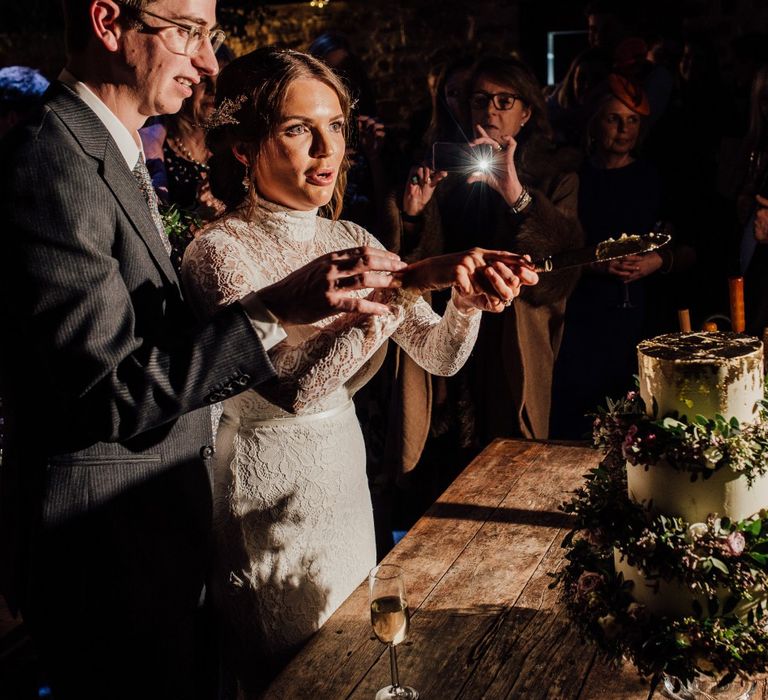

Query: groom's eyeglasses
117;1;226;57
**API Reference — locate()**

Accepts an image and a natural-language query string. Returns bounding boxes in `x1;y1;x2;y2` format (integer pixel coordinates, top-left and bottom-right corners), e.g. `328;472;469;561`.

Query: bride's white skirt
211;400;376;689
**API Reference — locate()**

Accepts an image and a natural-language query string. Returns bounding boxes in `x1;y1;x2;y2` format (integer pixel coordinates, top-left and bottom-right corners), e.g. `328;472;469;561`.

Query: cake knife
530;232;671;273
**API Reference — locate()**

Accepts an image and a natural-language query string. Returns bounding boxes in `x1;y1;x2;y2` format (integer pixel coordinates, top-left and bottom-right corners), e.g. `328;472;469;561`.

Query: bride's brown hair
207;47;352;219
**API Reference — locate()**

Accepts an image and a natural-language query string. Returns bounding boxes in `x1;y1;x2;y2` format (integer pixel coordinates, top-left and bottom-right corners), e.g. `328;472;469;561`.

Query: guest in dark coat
550;75;671;439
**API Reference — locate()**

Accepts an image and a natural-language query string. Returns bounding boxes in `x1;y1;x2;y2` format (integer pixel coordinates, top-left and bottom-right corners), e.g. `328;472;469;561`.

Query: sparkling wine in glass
369;564;419;700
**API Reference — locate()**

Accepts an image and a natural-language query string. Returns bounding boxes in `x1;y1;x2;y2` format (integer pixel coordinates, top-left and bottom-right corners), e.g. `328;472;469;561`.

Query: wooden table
262;439;766;699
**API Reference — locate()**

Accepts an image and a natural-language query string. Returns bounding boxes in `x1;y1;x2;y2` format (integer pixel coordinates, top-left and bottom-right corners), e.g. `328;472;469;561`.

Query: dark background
2;0;767;127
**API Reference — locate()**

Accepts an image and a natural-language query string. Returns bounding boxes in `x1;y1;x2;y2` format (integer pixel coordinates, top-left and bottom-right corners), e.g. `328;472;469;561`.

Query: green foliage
591;390;768;485
160;203;201;243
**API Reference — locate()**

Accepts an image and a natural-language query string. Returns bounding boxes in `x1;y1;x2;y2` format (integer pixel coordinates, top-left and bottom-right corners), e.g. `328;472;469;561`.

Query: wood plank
456;516;596;698
578;657;654;700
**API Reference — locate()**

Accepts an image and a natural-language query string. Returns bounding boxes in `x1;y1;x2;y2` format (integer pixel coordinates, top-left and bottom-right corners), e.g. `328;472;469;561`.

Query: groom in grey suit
0;1;404;697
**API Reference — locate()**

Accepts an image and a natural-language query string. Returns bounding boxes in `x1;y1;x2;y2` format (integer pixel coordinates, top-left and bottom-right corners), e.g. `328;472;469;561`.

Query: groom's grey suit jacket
0;83;275;628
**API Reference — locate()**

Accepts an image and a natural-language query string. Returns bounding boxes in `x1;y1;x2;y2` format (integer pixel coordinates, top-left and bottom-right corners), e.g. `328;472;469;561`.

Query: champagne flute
619;280;634;309
369;564;419;700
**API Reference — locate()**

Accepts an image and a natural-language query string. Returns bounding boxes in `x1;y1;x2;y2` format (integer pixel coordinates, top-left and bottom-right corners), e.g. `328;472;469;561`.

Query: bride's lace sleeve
182;226;267;320
342;221;482;378
257;223;480;412
182;227;267;435
392;291;481;376
266;303;406;412
182;219;480;414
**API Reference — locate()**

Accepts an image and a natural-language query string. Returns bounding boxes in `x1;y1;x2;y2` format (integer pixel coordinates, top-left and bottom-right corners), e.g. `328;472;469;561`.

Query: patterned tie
133;156;172;256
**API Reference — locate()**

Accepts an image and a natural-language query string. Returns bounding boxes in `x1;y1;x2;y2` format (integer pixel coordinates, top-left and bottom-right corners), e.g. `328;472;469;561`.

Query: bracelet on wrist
509;187;532;215
400;210;423;224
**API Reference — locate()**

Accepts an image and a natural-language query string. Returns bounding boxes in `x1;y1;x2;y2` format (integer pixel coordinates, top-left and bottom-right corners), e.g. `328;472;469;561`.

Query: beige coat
386;169;583;474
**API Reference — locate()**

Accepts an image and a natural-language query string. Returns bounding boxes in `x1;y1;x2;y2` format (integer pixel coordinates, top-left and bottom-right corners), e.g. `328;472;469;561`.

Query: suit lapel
47;84;178;284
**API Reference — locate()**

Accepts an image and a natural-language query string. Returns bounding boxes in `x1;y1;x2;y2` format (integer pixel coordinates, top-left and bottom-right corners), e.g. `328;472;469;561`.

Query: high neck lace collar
249;196;320;242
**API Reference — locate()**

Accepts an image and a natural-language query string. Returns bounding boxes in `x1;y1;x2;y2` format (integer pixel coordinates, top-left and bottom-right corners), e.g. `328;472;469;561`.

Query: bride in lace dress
182;47;537;693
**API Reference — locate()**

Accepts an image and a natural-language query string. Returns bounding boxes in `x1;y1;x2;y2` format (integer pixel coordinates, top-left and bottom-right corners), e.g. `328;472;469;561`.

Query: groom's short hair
62;0;152;55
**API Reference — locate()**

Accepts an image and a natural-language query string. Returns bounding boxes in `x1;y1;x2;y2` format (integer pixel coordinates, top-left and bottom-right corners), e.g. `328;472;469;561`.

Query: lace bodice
182;199;481;420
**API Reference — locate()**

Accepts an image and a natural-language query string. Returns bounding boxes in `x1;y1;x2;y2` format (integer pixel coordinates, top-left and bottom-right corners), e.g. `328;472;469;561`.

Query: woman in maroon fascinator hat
551;74;674;439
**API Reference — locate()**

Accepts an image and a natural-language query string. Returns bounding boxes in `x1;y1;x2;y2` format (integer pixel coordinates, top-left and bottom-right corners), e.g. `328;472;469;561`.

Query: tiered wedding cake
558;330;768;683
615;332;766;616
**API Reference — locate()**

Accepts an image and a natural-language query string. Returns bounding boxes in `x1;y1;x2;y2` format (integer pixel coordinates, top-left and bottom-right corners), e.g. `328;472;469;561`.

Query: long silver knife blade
532;232;671;273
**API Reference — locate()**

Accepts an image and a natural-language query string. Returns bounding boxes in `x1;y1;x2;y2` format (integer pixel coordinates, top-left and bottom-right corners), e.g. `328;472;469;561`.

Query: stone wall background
221;0;522;126
2;0;768;128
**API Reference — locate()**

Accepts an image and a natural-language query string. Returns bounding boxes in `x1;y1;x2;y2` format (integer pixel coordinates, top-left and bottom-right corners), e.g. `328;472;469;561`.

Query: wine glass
618;281;634;309
369;564;419;700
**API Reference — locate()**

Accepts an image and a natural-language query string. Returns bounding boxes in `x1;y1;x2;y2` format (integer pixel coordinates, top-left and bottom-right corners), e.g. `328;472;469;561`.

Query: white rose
686;523;708;542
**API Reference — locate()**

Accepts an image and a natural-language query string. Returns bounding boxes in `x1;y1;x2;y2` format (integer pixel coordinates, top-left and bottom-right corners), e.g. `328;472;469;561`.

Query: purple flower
626;390;638;401
724;531;746;557
621;424;639;462
576;571;604;598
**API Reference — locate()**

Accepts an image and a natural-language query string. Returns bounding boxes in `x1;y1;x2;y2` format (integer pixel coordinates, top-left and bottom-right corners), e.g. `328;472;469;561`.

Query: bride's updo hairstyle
207;47;353;219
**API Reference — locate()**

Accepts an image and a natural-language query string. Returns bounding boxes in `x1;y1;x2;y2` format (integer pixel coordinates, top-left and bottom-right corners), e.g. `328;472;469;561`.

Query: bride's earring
242;162;251;194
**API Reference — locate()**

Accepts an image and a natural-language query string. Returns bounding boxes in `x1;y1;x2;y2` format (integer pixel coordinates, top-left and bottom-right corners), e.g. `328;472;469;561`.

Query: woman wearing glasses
392;56;582;494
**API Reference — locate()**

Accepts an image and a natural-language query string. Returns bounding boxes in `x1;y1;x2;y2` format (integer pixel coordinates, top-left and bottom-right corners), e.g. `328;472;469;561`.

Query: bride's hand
465;125;524;207
400;247;538;299
452;260;537;313
257;246;406;324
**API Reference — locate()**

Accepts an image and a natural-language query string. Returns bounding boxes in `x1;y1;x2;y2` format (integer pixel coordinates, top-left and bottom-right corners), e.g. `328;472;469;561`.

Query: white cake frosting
617;332;766;617
626;461;768;524
614;552;764;619
637;332;763;424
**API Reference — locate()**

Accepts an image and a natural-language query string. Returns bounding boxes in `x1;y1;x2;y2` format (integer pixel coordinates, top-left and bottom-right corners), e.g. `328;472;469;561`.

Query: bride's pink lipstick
305;169;335;186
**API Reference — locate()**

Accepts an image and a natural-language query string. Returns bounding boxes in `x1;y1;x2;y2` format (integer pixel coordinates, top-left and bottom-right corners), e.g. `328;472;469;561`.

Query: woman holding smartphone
393;55;582;490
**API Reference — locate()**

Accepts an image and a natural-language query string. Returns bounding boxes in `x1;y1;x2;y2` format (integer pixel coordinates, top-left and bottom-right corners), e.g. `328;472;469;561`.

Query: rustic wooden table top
262;438;767;699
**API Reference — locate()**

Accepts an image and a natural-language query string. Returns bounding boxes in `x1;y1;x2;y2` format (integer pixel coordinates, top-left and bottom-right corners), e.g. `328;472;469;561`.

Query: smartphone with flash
432;142;496;173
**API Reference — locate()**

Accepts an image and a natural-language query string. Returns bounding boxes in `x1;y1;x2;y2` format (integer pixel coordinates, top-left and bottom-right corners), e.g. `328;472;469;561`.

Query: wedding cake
557;331;768;682
615;331;767;616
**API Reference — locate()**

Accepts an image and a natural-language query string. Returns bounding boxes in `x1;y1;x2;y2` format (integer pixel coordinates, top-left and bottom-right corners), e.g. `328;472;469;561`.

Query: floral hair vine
204;95;248;131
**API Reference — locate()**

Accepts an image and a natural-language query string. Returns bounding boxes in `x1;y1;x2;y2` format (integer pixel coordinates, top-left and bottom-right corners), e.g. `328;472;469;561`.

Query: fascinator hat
607;72;650;116
582;73;650;154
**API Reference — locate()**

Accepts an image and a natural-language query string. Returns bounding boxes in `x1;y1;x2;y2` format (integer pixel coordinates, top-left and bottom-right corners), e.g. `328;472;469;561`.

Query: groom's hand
256;247;406;324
